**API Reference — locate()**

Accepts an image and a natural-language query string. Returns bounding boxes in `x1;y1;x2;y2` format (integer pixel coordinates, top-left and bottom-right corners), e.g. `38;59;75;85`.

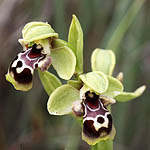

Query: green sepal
103;75;124;98
5;72;32;91
52;39;68;49
22;22;58;43
47;84;80;115
79;71;108;94
91;49;116;75
51;46;76;80
67;80;82;90
68;14;83;74
115;85;146;102
38;70;62;96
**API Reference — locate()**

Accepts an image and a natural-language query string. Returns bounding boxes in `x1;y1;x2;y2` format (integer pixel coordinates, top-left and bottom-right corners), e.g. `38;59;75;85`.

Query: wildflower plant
6;15;146;150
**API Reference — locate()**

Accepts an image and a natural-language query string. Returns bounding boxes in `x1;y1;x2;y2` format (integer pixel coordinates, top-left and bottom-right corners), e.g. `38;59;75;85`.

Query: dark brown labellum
82;91;113;139
8;44;51;86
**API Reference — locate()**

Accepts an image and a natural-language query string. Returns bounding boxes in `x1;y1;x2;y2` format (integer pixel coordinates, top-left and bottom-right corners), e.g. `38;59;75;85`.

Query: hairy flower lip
72;90;115;145
81;91;114;145
6;43;52;91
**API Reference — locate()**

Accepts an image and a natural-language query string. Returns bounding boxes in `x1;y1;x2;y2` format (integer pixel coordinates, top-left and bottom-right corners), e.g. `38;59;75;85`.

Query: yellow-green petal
67;80;82;90
91;49;116;75
47;84;80;115
79;71;108;94
51;46;76;80
103;75;124;98
22;22;58;43
115;85;146;102
52;39;68;49
38;70;62;96
68;14;83;74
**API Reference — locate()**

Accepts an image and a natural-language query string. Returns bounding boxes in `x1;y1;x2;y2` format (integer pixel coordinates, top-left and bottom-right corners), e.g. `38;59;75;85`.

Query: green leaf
38;70;62;95
51;46;76;80
103;76;123;98
91;49;116;75
67;80;82;90
79;71;108;94
115;85;146;102
47;84;80;115
68;14;83;74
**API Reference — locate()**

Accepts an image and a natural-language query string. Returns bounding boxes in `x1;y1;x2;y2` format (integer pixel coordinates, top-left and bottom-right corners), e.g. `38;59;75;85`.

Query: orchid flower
6;22;76;91
6;15;146;147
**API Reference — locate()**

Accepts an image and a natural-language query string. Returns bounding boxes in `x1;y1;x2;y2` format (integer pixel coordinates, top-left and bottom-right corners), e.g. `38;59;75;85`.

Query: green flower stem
91;140;113;150
66;120;81;150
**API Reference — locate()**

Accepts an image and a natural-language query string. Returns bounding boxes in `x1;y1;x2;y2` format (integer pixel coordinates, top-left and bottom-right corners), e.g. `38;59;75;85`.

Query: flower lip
6;43;52;91
80;90;114;145
83;113;112;139
10;65;32;84
18;45;46;69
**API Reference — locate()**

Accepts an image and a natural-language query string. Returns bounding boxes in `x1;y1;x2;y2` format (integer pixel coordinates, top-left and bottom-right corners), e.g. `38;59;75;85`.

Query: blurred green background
0;0;150;150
